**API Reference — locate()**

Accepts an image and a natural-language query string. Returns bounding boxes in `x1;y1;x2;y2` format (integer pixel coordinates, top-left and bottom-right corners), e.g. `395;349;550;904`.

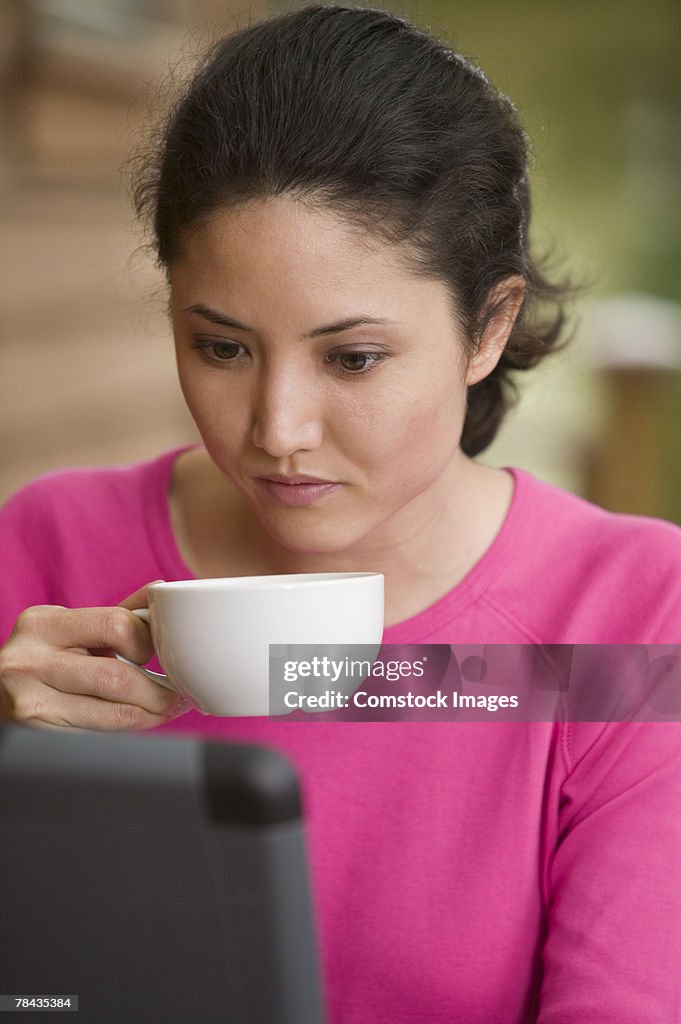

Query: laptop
0;724;326;1023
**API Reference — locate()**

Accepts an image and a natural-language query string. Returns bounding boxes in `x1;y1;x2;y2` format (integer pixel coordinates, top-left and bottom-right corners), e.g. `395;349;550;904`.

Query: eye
329;350;386;377
191;339;243;363
190;339;387;377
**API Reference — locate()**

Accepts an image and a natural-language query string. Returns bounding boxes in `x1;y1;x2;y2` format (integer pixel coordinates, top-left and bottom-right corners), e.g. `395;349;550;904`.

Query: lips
255;477;343;507
258;474;337;485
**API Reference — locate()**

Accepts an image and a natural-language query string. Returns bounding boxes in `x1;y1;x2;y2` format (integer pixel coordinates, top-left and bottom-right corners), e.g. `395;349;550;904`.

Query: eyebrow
182;303;397;338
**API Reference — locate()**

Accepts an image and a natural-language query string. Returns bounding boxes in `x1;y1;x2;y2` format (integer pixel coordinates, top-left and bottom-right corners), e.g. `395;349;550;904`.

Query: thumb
117;580;166;611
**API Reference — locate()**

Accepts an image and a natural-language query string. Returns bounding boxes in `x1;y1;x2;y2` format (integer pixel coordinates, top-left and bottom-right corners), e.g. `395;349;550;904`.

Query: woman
1;5;681;1021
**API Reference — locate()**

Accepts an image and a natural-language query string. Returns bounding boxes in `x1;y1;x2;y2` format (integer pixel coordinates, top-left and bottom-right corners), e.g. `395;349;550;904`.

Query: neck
177;449;514;628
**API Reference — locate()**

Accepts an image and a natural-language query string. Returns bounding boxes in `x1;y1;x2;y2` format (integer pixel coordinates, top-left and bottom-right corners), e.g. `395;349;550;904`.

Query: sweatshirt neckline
145;443;201;582
381;464;528;642
146;445;529;643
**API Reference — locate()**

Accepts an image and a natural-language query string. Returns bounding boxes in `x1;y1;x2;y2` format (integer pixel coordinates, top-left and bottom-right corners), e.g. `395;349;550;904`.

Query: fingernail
167;696;191;717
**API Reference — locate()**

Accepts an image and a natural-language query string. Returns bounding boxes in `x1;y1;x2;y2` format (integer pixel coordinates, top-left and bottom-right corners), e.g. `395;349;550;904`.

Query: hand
0;582;188;731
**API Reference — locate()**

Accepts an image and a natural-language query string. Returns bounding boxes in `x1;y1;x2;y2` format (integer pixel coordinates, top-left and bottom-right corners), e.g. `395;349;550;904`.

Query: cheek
352;376;464;477
178;366;246;437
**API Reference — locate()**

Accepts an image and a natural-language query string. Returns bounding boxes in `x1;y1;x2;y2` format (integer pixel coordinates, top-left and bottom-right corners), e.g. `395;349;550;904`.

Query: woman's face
170;197;516;555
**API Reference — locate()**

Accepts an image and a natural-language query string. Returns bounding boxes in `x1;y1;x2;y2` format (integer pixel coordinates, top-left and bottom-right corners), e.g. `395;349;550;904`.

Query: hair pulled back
129;3;586;457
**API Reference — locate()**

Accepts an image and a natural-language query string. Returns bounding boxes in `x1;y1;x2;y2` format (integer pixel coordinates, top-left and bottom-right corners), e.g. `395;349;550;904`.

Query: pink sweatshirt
2;444;681;1023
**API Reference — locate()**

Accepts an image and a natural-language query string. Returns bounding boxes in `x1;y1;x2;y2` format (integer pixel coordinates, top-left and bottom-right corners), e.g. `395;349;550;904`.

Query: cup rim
150;572;383;592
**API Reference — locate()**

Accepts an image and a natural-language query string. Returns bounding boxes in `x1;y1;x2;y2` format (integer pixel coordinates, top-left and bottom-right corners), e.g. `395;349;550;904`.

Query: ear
465;275;526;388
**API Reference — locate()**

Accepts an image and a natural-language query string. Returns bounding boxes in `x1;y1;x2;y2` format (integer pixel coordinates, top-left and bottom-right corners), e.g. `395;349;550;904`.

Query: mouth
257;474;338;485
254;477;343;507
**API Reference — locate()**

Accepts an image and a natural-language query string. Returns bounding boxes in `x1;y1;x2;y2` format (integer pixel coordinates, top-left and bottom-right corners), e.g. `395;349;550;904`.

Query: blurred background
1;0;680;519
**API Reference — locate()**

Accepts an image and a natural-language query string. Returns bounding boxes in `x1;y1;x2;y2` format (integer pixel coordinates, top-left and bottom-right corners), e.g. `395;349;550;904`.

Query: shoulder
499;468;681;642
0;445;192;591
0;447;194;640
519;468;681;562
0;447;189;528
520;468;679;557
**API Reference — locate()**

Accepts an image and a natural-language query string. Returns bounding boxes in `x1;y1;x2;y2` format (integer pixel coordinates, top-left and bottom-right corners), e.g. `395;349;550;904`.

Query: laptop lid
0;724;325;1023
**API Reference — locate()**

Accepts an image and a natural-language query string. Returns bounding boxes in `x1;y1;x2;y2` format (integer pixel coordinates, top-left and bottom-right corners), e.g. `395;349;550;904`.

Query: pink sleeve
0;479;61;647
538;719;681;1022
0;456;179;651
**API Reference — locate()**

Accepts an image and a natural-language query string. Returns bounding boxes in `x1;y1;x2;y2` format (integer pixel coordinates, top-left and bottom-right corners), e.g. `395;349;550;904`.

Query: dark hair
128;3;589;457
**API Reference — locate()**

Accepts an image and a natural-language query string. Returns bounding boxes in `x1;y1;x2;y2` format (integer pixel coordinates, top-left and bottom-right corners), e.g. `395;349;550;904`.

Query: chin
259;514;367;556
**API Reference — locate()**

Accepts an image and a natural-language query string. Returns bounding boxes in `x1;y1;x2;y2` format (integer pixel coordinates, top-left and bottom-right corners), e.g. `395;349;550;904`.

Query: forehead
179;197;406;274
169;197;454;329
201;196;373;243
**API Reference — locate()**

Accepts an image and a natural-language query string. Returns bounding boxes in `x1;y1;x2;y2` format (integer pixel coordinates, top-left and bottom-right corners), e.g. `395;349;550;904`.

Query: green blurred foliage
401;0;680;299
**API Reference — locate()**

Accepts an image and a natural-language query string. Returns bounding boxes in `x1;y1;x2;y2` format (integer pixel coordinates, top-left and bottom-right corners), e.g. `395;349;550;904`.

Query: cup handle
113;608;177;694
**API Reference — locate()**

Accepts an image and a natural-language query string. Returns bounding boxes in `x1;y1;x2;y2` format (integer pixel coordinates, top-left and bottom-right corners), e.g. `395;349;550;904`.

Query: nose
251;363;324;458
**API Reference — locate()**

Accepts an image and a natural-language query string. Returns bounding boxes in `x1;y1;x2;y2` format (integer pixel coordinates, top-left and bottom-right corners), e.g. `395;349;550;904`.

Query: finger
13;605;155;666
117;580;165;612
16;685;187;733
8;648;179;717
34;651;182;716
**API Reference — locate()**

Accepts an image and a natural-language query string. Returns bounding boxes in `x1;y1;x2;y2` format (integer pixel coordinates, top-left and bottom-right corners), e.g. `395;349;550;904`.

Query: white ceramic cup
114;572;384;717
